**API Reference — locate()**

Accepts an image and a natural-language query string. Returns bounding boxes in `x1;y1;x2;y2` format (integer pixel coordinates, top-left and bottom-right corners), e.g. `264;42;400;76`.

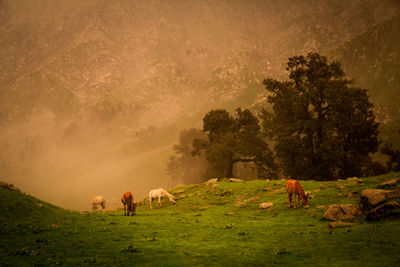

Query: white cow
149;188;176;209
91;195;106;211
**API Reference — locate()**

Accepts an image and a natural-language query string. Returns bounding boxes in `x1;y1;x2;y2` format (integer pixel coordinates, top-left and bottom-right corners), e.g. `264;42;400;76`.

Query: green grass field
1;173;400;266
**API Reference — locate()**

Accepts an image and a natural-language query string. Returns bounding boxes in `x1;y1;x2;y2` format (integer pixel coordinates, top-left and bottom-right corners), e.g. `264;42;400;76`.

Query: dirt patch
268;188;284;194
235;196;260;206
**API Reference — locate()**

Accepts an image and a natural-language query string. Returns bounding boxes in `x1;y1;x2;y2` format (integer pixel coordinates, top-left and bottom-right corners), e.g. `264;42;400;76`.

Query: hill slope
1;174;400;265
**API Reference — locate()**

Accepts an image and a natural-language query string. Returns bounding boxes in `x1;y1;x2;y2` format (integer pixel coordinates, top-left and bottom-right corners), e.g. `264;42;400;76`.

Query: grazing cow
121;192;137;216
149;188;176;209
92;195;106;211
285;180;309;209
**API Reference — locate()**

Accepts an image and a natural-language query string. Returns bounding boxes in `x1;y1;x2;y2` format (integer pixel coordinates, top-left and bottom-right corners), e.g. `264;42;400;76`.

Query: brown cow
121;192;137;216
285;180;309;209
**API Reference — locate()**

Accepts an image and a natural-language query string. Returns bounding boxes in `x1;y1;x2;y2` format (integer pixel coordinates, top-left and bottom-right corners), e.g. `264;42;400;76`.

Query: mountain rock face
0;0;399;210
332;15;400;123
1;0;399;126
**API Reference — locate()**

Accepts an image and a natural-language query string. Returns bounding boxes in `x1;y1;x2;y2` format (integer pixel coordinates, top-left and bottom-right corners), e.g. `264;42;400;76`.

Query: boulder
366;201;400;221
323;204;363;221
378;178;400;190
259;202;274;209
360;189;400;209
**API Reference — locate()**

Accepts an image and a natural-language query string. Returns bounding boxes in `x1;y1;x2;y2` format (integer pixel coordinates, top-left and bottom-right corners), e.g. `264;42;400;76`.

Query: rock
328;221;358;228
323;204;363;221
360;189;400;209
366;201;400;221
173;190;185;194
229;178;244;182
378;178;400;190
259;202;274;209
317;205;325;209
176;195;186;200
313;189;321;193
204;178;218;185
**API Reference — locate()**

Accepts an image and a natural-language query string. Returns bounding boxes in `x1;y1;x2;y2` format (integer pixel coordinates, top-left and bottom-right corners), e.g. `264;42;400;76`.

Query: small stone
259;202;274;209
204;178;218;185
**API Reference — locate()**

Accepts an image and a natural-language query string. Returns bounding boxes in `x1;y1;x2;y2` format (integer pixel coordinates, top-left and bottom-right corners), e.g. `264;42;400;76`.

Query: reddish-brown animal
121;192;137;216
285;180;309;209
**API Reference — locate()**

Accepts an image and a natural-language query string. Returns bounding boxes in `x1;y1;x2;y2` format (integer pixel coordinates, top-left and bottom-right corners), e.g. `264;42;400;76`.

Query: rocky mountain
0;0;399;209
332;15;400;123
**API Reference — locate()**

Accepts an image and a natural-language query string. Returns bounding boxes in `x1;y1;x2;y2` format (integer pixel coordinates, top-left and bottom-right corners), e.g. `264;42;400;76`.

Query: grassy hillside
1;174;400;266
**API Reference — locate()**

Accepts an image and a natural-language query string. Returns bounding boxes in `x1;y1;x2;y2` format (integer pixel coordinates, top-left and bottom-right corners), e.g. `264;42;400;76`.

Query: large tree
193;108;276;179
262;53;379;180
166;128;209;184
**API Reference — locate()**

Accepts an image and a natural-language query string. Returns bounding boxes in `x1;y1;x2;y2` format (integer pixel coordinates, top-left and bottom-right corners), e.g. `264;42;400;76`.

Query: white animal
91;195;106;211
149;188;176;209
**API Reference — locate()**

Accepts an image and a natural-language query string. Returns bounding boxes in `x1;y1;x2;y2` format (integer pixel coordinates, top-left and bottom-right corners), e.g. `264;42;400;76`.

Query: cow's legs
158;197;161;208
288;193;292;208
150;197;153;209
297;194;301;208
293;194;296;208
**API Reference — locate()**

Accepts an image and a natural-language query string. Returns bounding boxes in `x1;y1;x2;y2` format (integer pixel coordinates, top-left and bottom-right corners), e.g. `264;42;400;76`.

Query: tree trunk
226;155;234;178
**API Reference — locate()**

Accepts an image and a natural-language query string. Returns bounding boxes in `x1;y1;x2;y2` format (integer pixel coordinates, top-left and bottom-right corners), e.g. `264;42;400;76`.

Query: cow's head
169;196;176;204
131;202;137;215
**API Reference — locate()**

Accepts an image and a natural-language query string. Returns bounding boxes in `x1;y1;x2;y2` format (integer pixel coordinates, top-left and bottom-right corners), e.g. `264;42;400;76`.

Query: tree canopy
193;108;276;179
261;52;379;180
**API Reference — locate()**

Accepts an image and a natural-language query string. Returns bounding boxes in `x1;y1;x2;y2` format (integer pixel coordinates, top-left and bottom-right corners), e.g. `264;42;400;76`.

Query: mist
1;0;399;210
0;109;182;210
